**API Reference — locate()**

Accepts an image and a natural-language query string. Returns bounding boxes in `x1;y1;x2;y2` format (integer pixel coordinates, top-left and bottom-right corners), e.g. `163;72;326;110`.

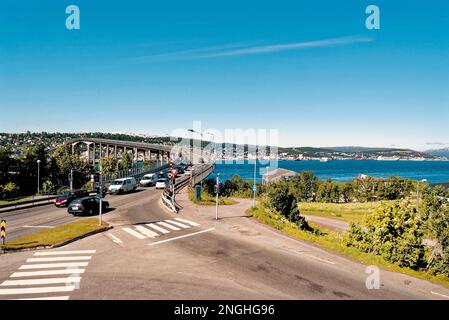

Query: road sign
1;220;6;244
253;185;257;192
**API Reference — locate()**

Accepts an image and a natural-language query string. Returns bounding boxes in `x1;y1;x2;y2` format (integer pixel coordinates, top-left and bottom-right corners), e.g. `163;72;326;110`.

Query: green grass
0;197;32;206
248;204;449;288
188;188;238;206
298;201;396;224
1;218;109;250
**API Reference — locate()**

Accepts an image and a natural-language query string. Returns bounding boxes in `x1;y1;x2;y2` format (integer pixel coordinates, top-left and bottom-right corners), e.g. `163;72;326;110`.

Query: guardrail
0;194;59;212
161;163;216;213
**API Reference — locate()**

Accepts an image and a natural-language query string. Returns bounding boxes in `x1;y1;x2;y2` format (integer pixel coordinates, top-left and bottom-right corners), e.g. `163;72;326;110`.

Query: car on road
139;173;158;187
67;196;110;216
184;168;193;176
108;177;137;194
54;190;89;207
155;178;169;189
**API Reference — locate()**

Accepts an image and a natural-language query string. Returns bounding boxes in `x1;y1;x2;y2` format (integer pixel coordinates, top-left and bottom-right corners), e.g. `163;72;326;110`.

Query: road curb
0;225;113;254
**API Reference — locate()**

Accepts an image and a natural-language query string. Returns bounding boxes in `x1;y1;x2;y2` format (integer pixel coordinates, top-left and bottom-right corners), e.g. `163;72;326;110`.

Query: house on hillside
262;168;297;184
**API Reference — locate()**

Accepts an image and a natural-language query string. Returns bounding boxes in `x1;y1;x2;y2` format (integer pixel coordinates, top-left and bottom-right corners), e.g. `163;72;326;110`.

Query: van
108;177;137;194
139;173;158;187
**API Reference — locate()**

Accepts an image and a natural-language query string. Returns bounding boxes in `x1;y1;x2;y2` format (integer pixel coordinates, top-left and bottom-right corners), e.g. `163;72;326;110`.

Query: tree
0;146;14;186
345;200;425;269
265;180;311;230
100;157;118;174
290;171;319;202
421;185;449;276
119;151;132;170
53;144;94;189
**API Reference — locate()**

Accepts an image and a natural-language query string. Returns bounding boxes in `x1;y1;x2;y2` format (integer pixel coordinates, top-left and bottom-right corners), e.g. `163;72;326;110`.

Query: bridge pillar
114;145;117;159
92;143;96;167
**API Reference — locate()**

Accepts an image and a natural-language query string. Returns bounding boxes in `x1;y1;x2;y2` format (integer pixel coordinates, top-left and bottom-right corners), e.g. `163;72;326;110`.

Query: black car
54;190;90;207
67;196;110;216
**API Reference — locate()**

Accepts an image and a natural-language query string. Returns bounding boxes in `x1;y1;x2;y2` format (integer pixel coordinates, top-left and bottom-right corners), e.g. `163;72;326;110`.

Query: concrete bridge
66;138;174;166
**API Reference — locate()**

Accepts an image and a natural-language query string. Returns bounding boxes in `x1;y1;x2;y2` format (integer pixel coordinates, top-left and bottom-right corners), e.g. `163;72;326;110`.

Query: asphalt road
1;184;449;300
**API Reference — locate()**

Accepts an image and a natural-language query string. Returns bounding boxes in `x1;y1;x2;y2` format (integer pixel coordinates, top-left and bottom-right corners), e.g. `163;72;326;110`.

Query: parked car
155;178;169;189
54;190;89;207
184;168;193;176
68;196;110;216
139;173;158;187
108;177;137;194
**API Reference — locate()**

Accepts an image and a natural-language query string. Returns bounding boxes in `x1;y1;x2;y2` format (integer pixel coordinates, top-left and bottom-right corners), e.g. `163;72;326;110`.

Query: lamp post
215;173;220;220
36;160;41;195
417;178;427;216
253;152;257;208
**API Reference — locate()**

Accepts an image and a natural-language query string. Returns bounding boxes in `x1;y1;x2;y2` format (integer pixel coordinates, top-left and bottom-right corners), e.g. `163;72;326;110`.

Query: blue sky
0;0;448;150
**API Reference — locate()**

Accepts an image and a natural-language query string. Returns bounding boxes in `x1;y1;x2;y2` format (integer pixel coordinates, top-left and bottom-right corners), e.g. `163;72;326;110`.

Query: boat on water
377;156;400;161
319;157;331;162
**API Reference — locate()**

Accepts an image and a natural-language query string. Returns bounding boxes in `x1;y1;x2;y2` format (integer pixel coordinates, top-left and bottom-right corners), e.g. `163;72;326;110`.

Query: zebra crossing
0;250;95;300
121;218;200;240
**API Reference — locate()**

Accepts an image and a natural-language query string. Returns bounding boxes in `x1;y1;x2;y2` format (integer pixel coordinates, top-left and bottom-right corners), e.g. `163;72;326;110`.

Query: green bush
345;200;425;269
0;182;21;199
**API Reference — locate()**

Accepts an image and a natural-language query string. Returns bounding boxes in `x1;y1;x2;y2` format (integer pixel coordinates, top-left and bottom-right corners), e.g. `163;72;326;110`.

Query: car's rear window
71;199;81;204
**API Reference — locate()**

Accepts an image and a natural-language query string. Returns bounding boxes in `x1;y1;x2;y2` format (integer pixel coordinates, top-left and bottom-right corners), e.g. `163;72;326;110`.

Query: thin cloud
134;35;373;62
425;142;449;146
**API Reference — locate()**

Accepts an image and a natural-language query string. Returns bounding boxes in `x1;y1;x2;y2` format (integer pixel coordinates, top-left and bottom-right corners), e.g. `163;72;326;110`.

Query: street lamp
417;178;427;216
215;173;220;220
253;151;257;208
36;160;41;195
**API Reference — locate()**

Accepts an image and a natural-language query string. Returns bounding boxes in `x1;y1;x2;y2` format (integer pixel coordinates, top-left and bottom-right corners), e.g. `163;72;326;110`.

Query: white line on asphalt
146;223;170;234
27;256;91;262
431;291;449;299
34;250;96;256
19;262;89;270
12;296;70;300
1;277;81;287
0;286;76;295
175;218;200;226
148;228;215;246
107;234;123;244
122;227;146;239
165;220;191;229
157;221;181;231
135;225;159;238
22;225;56;229
11;269;85;278
303;254;336;265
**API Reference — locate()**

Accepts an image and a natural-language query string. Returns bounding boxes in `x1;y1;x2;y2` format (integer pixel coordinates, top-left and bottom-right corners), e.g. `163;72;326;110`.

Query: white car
139;173;158;187
108;177;137;194
184;169;193;176
155;178;169;189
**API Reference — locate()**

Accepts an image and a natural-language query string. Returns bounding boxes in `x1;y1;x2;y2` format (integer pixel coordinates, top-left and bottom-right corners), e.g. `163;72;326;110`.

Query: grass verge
298;201;396;224
248;204;449;288
0;197;32;206
1;218;109;251
188;188;238;206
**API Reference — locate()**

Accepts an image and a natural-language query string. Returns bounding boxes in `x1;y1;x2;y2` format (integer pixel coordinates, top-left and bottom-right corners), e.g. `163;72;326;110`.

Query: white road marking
19;262;89;270
107;234;123;244
135;225;159;238
34;250;96;256
22;225;55;229
122;227;146;239
175;218;200;226
1;277;81;286
157;221;181;231
165;219;190;229
149;228;215;246
431;291;449;299
27;256;91;263
0;286;76;295
11;269;85;278
146;223;170;234
13;296;70;300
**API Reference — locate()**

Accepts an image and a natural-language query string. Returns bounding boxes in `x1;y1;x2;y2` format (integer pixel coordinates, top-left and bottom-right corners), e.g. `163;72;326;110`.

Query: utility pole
253;154;257;208
215;173;220;220
416;178;427;216
69;169;74;193
98;172;103;226
36;159;41;195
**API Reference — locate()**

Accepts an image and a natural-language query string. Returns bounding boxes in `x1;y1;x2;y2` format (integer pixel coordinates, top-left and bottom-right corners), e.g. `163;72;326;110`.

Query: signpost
215;173;220;220
1;220;6;245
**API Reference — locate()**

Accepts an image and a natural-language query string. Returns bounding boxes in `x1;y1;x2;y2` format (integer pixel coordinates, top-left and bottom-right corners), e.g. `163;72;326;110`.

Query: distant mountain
326;146;407;153
425;147;449;158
